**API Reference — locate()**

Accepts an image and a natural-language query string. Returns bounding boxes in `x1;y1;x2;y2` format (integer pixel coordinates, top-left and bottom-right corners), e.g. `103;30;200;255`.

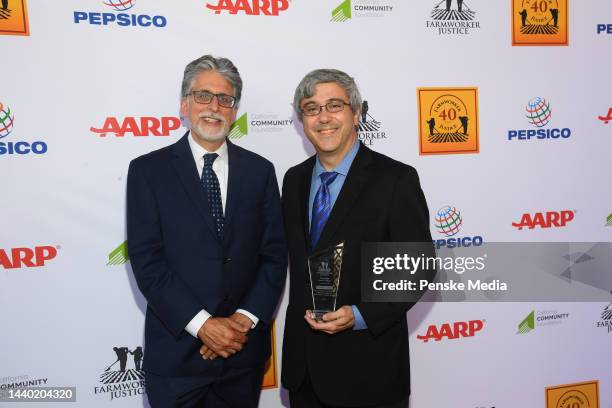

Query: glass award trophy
307;242;344;321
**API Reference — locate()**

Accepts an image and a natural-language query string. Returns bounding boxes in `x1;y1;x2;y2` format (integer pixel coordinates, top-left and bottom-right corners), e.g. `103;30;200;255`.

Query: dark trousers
146;362;266;408
1;0;7;10
289;371;408;408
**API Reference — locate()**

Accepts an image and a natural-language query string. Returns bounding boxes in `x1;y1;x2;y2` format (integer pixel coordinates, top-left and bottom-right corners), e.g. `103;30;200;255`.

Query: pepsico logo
434;206;462;237
508;96;570;141
103;0;136;11
0;102;49;155
74;0;166;28
0;102;15;139
525;97;551;128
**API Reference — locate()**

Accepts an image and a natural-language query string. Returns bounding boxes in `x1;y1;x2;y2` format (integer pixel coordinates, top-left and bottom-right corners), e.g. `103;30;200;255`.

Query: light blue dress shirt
308;139;367;330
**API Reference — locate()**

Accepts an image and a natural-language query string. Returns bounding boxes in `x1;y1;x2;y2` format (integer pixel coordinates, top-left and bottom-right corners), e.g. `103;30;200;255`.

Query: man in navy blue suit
127;55;287;407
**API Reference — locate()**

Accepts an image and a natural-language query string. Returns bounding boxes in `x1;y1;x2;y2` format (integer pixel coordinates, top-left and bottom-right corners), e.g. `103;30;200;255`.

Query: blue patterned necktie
310;171;339;248
202;153;224;239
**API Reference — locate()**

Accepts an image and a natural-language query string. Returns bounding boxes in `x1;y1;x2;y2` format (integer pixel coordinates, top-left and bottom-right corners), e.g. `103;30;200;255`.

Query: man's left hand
304;305;355;335
229;312;254;332
200;313;253;359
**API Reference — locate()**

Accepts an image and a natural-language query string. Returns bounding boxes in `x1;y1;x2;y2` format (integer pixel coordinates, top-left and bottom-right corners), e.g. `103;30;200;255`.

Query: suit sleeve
357;166;434;338
238;162;288;325
126;159;203;339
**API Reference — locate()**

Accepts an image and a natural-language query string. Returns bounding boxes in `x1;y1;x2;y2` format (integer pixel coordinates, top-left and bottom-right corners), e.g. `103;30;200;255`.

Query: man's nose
208;95;221;111
317;107;332;122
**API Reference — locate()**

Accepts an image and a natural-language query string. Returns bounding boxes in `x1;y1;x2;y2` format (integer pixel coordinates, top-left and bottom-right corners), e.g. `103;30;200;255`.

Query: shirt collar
188;131;228;164
314;138;360;178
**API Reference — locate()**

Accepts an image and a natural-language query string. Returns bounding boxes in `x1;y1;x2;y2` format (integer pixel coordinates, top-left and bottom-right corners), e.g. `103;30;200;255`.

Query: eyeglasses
187;90;236;108
300;99;350;116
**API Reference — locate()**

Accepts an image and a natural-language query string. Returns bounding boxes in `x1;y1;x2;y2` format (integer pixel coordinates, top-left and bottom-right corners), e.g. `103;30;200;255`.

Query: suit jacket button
223;257;231;264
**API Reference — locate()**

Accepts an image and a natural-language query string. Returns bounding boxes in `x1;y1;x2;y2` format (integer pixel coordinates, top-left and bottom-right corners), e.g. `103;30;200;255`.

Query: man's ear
180;97;188;118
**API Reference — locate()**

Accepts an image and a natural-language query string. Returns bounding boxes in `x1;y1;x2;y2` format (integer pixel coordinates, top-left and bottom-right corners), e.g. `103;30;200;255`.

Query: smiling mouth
201;117;222;124
317;127;338;134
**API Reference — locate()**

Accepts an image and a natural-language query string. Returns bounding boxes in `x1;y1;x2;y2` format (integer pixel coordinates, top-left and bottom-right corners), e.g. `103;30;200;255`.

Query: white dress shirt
184;133;259;338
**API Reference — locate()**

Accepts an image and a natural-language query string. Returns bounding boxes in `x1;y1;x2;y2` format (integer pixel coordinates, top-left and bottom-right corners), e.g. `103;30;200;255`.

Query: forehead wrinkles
191;71;234;94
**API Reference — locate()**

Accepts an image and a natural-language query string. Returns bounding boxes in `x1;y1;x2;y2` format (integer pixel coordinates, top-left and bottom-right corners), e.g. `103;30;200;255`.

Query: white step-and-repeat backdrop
2;0;611;407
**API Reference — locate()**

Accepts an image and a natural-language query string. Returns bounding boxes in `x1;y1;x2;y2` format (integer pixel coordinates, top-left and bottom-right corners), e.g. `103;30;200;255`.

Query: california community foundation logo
417;87;479;155
94;346;145;401
512;0;568;46
545;380;599;408
0;0;29;36
107;241;128;266
331;0;394;22
516;309;569;334
228;113;293;140
426;0;481;35
0;375;50;391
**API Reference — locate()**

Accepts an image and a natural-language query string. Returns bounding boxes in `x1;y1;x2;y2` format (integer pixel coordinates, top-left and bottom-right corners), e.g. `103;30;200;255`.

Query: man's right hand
197;317;248;359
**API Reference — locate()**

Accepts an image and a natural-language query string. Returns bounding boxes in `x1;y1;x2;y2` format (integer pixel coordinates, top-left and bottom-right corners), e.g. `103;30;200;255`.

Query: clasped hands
197;312;252;360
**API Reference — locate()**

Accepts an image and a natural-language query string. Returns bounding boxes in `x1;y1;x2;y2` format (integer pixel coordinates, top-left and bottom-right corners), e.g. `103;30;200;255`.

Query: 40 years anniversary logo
417;87;479;155
512;0;568;46
0;0;29;35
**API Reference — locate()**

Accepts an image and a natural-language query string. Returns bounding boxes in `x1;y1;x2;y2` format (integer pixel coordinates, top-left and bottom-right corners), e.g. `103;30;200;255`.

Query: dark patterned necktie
310;171;339;248
202;153;224;239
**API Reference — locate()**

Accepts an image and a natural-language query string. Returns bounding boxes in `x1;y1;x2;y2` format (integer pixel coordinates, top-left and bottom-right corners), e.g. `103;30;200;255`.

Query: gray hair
293;69;362;121
181;55;242;106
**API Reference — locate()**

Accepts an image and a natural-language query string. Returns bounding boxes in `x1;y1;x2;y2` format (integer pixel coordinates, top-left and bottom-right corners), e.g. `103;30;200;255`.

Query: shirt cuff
236;309;259;329
352;305;367;330
185;309;211;338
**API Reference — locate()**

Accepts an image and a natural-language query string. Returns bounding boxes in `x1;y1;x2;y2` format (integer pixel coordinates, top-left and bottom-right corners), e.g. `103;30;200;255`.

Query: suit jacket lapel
223;140;244;246
170;132;218;239
313;143;372;252
299;157;316;253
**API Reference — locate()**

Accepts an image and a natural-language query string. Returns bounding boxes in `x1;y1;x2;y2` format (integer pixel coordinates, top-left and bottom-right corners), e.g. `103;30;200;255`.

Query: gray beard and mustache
190;111;230;143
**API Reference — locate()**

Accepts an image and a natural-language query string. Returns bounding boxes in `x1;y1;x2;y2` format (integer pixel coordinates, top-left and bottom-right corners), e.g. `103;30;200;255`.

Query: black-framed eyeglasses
300;99;350;116
187;90;236;108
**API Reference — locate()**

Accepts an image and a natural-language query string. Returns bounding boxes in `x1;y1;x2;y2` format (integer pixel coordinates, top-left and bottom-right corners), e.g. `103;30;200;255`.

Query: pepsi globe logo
104;0;136;11
0;103;15;139
0;103;48;155
508;96;570;141
525;97;552;128
435;206;462;237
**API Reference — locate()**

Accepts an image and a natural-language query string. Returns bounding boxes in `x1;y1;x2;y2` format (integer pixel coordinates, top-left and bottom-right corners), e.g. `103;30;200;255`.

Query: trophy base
312;310;330;321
